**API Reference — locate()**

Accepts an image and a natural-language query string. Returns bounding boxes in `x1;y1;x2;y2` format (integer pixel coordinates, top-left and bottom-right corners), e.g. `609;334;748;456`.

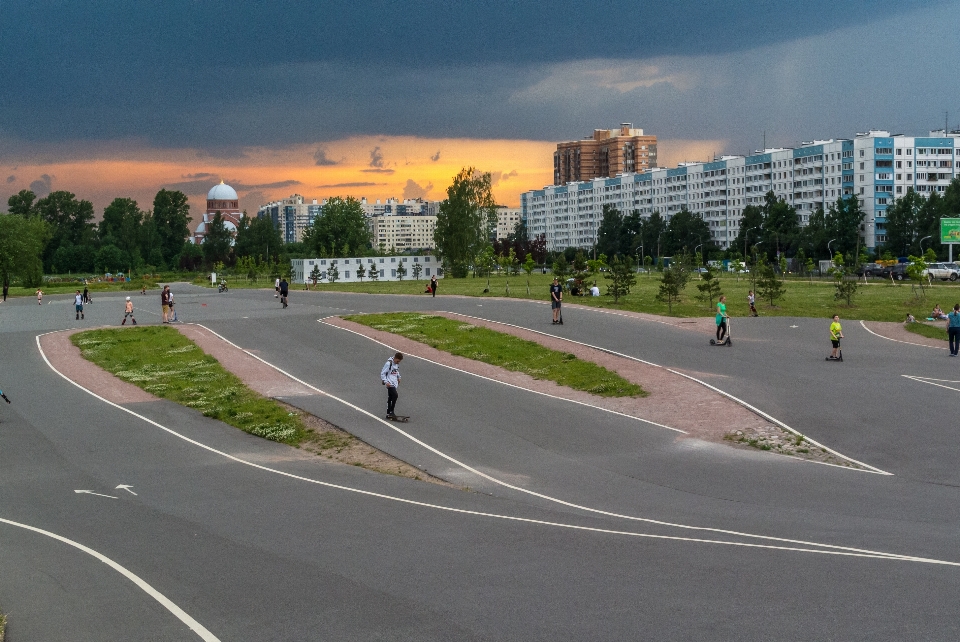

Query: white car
921;262;960;281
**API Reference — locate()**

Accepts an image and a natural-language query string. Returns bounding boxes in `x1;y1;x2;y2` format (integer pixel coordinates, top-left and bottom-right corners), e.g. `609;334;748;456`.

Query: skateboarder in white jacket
380;352;403;418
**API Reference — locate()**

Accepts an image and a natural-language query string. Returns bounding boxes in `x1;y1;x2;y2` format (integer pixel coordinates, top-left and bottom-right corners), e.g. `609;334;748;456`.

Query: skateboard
385;415;410;423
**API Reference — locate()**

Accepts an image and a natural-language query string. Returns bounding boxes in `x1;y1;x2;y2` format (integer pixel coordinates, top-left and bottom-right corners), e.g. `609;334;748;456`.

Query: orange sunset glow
4;136;726;226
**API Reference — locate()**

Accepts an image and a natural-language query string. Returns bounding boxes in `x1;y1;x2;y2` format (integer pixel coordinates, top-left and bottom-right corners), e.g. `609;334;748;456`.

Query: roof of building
208;181;238;200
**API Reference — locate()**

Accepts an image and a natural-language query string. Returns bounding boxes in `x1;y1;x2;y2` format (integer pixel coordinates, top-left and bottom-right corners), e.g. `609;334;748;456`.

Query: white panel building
290;254;442;284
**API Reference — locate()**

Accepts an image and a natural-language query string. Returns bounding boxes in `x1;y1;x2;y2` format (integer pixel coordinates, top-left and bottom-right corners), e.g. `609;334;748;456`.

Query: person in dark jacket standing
430;274;438;297
161;285;171;323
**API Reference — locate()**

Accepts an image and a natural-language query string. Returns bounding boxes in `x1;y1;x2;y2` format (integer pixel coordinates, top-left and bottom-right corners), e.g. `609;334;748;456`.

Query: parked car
921;262;960;281
855;262;884;277
887;264;910;281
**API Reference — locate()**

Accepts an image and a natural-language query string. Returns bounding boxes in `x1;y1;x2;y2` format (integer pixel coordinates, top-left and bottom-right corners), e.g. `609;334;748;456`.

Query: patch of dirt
724;427;863;469
277;401;455;487
862;320;948;349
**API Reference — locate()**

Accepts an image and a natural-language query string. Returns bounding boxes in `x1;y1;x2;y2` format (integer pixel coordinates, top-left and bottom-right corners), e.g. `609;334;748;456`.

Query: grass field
72;326;307;444
309;271;960;322
346;312;645;397
905;321;949;341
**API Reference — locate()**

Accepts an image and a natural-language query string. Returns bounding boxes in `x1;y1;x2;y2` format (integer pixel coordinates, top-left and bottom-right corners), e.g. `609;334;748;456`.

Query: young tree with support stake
604;255;636;303
696;265;723;309
756;255;786;306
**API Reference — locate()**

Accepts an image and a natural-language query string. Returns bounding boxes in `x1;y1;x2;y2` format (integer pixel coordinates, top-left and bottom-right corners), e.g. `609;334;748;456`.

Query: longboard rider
380;352;403;419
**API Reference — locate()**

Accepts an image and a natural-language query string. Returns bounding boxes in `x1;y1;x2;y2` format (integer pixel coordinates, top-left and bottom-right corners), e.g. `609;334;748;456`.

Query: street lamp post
694;243;703;278
657;232;663;270
827;238;836;258
920;235;932;255
744;226;759;263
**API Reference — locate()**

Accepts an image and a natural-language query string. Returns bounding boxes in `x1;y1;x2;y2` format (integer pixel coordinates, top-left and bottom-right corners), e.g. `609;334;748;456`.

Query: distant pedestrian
161;285;171;323
947;304;960;357
275;277;280;298
430;274;438;298
279;277;289;308
550;277;563;324
2;282;8;302
121;296;137;325
747;290;758;317
715;295;729;342
380;352;403;418
828;314;844;360
169;291;178;322
83;286;90;304
36;289;43;305
74;290;84;320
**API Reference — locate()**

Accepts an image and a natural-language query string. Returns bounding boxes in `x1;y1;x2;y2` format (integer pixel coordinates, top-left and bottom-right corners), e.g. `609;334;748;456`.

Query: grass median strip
345;312;646;398
905;322;948;341
72;326;307;445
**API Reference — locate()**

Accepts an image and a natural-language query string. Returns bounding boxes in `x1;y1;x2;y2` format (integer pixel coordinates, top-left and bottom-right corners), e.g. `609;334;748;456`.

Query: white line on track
0;516;221;641
859;320;947;350
902;375;960;392
35;330;938;565
440;311;890;475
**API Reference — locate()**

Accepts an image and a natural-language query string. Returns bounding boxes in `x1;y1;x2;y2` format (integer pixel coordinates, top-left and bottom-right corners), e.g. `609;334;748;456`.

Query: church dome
208;181;238;200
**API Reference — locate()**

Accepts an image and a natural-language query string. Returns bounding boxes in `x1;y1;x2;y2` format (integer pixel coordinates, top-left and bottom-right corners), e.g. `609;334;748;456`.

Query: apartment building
494;207;522;241
554;124;657;185
291;254;442;283
257;194;321;244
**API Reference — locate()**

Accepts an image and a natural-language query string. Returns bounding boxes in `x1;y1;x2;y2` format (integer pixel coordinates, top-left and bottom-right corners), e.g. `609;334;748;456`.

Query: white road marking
903;375;960;392
116;484;138;495
75;490;118;499
33;332;954;565
440;311;889;475
0;516;221;641
859;320;947;350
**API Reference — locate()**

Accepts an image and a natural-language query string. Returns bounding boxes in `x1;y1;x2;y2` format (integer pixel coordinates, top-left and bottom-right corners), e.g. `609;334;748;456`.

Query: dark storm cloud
160;180;214;196
361;168;395;175
29;174;53;197
232;180;302;191
317;182;383;188
314;148;337;166
0;1;951;152
368;146;385;168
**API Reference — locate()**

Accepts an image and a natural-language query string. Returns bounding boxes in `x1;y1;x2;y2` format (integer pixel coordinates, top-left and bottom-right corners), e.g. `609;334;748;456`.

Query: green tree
412;262;423;280
883;189;924;257
830;254;860;306
302;197;371;258
732;204;765;260
7;189;37;216
202;212;233;266
94;244;125;273
552;257;569;283
396;262;407;281
825;195;865;259
100;198;144;268
696;265;723;309
800;206;829;258
369;262;380;282
435;168;497;277
755;255;786;306
655;267;683;313
0;213;47;288
152;189;193;268
604;255;636;303
34;191;97;272
906;254;929;295
664;207;714;257
761;192;801;257
327;263;340;283
522;253;536;294
234;214;282;261
596;205;624;258
356;262;366;282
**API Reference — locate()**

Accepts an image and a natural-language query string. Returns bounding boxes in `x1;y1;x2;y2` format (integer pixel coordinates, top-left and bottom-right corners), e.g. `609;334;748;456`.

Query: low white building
291;255;443;284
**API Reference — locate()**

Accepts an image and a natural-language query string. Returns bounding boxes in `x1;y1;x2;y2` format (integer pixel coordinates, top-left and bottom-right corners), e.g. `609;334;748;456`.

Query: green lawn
345;312;645;397
905;322;948;341
71;326;307;444
309;271;960;322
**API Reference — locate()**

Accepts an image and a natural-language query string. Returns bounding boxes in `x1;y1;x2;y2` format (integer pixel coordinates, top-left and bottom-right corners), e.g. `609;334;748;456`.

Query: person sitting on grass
933;304;948;320
905;313;916;324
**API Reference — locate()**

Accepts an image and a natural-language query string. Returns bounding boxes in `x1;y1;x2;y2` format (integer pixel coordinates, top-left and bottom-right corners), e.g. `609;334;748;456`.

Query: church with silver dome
191;181;243;244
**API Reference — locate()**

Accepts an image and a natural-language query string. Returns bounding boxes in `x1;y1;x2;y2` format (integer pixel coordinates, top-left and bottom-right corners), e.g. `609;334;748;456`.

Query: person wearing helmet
122;296;137;325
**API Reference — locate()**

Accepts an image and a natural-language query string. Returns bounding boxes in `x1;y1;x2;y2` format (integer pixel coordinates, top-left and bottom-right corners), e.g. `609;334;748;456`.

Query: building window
344;271;350;278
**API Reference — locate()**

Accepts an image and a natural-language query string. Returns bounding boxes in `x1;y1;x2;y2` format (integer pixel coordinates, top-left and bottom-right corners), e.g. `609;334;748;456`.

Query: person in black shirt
550;277;563;324
279;278;289;308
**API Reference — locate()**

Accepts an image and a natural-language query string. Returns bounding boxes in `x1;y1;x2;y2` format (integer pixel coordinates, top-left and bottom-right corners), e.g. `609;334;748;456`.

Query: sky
2;0;959;223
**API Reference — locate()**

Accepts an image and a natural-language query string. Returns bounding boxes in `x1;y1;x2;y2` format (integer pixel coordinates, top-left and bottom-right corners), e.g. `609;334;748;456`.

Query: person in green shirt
829;314;844;360
715;295;728;342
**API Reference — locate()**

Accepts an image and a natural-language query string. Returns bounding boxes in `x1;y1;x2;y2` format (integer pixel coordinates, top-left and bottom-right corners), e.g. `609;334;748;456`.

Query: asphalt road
2;285;960;640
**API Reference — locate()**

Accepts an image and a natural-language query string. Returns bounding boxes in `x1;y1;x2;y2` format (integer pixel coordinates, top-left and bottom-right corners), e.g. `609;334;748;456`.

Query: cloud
360;168;395;174
6;175;14;183
313;147;337;166
369;146;386;168
430;150;441;162
29;174;53;197
317;181;383;188
239;190;268;215
402;179;434;200
181;172;217;179
160;179;216;195
232;180;301;191
491;169;519;186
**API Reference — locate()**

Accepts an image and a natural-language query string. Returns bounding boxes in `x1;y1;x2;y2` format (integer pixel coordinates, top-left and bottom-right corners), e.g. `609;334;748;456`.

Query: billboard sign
941;218;960;244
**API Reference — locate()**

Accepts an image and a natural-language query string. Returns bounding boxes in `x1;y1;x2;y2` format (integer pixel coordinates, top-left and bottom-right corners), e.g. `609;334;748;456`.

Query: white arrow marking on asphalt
790;325;799;328
116;485;138;495
75;490;119;499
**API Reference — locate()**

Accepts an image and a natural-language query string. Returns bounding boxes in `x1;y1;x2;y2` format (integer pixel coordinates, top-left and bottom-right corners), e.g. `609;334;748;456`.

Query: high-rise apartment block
257;194;321;244
524;130;960;252
554;124;657;185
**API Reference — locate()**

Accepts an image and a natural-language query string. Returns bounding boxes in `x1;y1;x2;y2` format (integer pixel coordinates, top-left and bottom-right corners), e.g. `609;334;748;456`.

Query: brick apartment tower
553;124;657;185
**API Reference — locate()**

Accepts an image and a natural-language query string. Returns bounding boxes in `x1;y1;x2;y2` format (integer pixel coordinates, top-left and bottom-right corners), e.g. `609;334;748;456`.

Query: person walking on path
36;289;44;305
83;286;90;304
828;314;844;360
380;352;403;418
715;295;729;342
430;274;438;298
279;277;289;308
275;277;280;298
3;282;8;302
121;296;137;325
550;277;563;324
74;290;84;320
161;285;171;323
747;290;758;317
947;304;960;356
